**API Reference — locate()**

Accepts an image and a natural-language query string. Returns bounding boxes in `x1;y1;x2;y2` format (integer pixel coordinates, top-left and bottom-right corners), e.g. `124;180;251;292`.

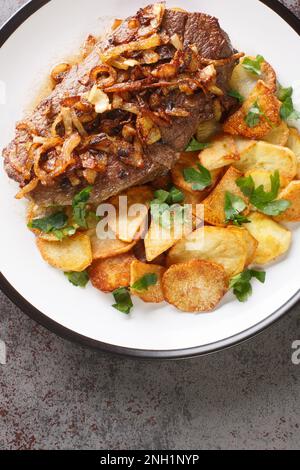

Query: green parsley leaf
245;100;275;128
72;186;93;228
168;187;185;204
65;271;89;288
53;226;77;241
230;269;266;302
150;187;186;228
154;187;184;205
244;101;262;127
183;163;212;191
277;85;300;121
132;274;158;292
185;137;210;152
112;288;133;315
280;97;300;121
242;55;264;76
278;86;293;102
237;171;291;216
224;192;250;226
228;89;244;103
29;211;68;233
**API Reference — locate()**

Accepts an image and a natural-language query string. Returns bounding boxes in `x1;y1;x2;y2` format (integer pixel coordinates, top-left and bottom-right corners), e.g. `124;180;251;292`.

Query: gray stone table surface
0;0;300;451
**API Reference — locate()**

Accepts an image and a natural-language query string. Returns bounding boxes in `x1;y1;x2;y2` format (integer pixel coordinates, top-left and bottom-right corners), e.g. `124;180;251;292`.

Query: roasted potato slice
223;81;281;139
167;226;248;277
202;166;248;227
171;152;220;195
199;135;239;171
37;233;92;272
229;57;276;99
227;226;258;266
182;189;205;220
144;220;191;262
130;260;165;303
162;260;228;313
234;141;297;186
243;212;292;264
274;181;300;222
108;186;153;242
88;228;136;260
89;253;135;292
263;121;289;146
287;127;300;179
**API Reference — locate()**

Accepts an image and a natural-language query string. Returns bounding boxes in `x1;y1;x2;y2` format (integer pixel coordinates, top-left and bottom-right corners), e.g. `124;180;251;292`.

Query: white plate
0;0;299;358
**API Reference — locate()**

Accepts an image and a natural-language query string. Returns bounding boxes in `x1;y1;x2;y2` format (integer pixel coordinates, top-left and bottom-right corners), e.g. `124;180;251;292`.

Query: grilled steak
2;3;238;206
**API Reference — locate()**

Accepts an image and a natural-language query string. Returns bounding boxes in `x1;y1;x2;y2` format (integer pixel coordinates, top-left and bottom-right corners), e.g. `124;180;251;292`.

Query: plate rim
0;0;299;359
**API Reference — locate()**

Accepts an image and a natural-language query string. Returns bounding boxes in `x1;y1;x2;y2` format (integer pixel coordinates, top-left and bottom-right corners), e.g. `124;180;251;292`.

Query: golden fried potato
88;228;136;260
162;260;228;313
243;212;292;264
230;58;276;99
130;260;165;303
167;226;247;277
223;81;281;139
234;141;297;186
88;253;135;292
227;226;258;266
274;181;300;222
234;137;257;155
108;186;153;242
171;152;220;195
182;189;205;220
287;127;300;179
199;135;239;171
263;121;289;146
144;220;190;262
202;166;248;227
37;233;92;272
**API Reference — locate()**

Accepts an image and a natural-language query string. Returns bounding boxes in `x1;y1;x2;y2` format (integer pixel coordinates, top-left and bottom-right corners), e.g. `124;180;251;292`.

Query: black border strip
0;0;299;360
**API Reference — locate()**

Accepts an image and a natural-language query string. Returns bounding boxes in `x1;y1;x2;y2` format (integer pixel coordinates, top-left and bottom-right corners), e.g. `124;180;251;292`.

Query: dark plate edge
0;0;299;360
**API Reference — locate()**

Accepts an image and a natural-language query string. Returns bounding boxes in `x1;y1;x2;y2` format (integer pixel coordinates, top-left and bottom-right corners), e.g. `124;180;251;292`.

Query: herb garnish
228;89;244;103
183;164;212;191
278;85;300;121
65;271;89;288
150;187;188;229
242;55;264;76
237;171;291;216
230;269;266;302
185;137;210;152
72;186;94;228
224;192;250;226
244;101;274;128
132;274;158;292
28;211;76;241
112;288;133;314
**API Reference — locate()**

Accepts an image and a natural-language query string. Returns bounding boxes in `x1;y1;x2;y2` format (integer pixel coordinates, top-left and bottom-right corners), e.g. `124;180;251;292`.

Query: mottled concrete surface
1;0;300;451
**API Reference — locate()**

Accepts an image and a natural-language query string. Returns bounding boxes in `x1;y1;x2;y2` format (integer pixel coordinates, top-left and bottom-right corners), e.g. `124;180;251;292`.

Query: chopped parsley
112;288;133;315
183;164;212;191
224;192;250;226
230;269;266;302
242;55;264;76
132;274;158;292
185;137;210;152
65;271;89;288
237;171;291;216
